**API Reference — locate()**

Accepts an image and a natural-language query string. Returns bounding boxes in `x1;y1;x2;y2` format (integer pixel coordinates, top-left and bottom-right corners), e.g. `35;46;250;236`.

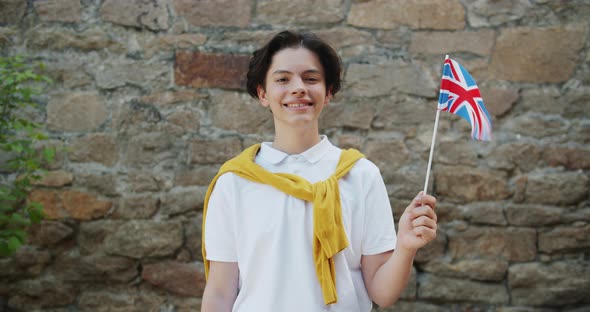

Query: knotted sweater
202;143;365;304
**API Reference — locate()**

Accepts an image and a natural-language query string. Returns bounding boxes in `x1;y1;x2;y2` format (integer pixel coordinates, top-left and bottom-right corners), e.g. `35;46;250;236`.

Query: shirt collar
258;135;332;165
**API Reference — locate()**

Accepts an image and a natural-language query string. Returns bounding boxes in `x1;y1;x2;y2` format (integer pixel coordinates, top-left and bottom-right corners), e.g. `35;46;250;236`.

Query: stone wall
0;0;588;311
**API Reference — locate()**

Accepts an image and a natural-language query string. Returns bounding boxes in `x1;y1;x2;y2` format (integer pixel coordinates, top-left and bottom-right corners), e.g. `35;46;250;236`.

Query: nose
291;77;306;96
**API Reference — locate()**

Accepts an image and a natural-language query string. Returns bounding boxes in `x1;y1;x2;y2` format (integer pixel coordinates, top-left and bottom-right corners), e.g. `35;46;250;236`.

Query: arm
201;261;239;312
361;192;437;308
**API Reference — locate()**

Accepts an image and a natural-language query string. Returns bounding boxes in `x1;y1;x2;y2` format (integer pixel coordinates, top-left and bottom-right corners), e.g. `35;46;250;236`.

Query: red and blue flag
438;58;492;141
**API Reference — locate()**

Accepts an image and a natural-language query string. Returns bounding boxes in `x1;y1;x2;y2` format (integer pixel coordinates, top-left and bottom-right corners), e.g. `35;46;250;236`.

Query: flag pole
423;54;449;195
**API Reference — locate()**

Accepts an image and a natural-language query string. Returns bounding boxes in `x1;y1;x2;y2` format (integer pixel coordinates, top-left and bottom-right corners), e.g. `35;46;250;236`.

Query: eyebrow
271;69;322;75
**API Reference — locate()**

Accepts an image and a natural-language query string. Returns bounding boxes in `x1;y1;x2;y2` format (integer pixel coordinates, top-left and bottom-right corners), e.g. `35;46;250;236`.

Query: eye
275;77;288;83
305;77;319;83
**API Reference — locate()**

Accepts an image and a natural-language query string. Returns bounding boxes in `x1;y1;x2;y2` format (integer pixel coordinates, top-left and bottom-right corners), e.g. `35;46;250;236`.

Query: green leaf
7;236;23;253
28;202;44;223
9;213;31;226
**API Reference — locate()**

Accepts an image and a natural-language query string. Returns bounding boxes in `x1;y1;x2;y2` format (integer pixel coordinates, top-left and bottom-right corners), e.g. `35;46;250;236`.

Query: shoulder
350;153;382;178
337;148;384;185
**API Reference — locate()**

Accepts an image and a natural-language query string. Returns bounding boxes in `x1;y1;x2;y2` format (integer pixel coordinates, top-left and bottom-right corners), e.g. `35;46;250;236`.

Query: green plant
0;55;54;257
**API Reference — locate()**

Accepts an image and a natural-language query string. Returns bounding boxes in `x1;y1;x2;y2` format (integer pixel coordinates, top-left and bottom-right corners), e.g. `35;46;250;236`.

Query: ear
257;85;269;107
324;88;333;105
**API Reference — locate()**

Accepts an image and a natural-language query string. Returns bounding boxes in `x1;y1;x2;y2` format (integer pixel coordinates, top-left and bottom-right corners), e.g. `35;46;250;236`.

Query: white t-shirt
205;136;397;312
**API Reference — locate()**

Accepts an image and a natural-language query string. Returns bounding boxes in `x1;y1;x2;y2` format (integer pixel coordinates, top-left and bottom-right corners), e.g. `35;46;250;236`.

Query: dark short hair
246;30;342;99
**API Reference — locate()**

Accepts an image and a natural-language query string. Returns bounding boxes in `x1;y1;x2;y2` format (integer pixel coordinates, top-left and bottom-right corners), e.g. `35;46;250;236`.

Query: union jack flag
438;58;492;141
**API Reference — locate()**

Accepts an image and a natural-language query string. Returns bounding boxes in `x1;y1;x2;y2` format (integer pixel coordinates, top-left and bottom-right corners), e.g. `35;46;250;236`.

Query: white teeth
285;103;309;108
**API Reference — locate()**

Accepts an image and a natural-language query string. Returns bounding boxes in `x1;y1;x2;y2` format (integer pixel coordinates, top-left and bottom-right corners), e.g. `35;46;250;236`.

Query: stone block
68;134;118;167
34;0;81;23
112;195;158;219
503;113;569;139
372;96;435;132
520;87;563;115
421;258;508;281
101;0;169;31
174;166;219;187
524;170;588;205
434;140;478;167
53;253;137;282
47;92;108;132
142;261;206;297
160;187;206;216
256;0;345;25
189;137;242;165
32;170;73;187
62;190;113;220
8;278;76;310
509;261;590;306
78;288;138;312
466;0;532;27
173;0;252;27
209;91;273;134
95;60;169;90
140;90;208;108
313;27;374;51
41;60;93;88
506;204;564;226
74;171;118;197
184;215;202;261
103;221;183;258
124;132;176;167
543;144;590;170
459;202;507;226
490;25;587;83
27;27;121;52
0;246;51;278
320;99;376;130
418;274;509;303
142;33;208;58
479;86;518;117
28;189;112;221
27;221;73;247
345;62;436;98
127;170;162;192
410;30;495;56
348;0;465;30
448;226;536;262
387;165;427;200
167;109;200;132
434;165;511;202
538;223;590;254
487;141;542;172
364;138;411;183
28;189;64;220
79;220;124;255
175;52;250;90
0;0;26;24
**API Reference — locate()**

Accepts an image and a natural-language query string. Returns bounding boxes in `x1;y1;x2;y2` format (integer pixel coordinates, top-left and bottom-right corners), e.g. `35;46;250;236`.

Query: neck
272;125;321;155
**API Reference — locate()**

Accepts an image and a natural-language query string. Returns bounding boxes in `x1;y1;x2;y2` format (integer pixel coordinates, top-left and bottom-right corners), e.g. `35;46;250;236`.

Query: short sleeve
361;169;397;255
204;174;238;262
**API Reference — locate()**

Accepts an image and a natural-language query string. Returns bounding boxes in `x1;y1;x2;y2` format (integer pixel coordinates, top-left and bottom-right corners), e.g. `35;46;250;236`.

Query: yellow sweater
202;143;365;305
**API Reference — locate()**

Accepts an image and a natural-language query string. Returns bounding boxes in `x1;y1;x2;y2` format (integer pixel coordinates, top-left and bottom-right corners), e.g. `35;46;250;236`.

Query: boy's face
257;47;331;130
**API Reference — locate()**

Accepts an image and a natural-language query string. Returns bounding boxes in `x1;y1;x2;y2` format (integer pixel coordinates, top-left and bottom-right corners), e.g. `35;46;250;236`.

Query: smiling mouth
284;103;312;108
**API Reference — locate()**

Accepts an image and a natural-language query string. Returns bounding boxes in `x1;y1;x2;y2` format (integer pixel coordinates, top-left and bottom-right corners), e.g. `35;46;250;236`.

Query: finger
414;227;437;242
419;194;437;210
412;216;437;229
410;192;437;209
409;192;426;208
410;205;438;222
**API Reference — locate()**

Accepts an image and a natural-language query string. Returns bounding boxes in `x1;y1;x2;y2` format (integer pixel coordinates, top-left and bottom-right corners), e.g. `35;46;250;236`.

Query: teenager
201;30;437;312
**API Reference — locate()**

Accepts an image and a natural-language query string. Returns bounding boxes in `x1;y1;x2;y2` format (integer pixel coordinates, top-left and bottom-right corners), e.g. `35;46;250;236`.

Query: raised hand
396;191;437;251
